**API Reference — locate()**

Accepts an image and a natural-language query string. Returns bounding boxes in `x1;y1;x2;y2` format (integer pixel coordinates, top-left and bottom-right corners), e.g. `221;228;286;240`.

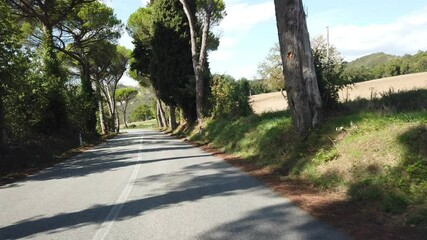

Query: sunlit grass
186;89;427;226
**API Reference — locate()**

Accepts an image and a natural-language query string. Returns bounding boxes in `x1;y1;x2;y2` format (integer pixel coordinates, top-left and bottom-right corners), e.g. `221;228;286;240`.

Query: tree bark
95;81;106;134
116;113;120;133
80;62;97;134
169;105;177;130
157;99;167;128
274;0;322;136
123;102;128;129
156;101;162;128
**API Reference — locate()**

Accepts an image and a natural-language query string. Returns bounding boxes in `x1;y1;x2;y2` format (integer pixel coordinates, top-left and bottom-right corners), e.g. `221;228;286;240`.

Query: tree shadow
0;130;205;187
199;203;347;240
0;161;262;239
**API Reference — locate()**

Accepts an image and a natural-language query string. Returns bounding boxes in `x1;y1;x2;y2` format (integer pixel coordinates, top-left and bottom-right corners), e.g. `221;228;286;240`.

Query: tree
257;43;285;93
0;1;25;144
130;104;155;122
128;5;168;128
6;0;95;134
151;0;196;129
128;2;197;128
55;1;122;134
179;0;226;123
209;74;252;118
274;0;322;136
312;36;349;109
90;43;131;133
116;88;138;128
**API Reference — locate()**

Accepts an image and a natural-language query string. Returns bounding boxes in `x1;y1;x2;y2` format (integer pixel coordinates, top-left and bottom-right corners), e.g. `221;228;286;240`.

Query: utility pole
326;26;330;60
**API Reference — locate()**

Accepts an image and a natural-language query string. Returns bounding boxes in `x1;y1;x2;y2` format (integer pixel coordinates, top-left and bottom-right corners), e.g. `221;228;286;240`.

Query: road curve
0;129;348;240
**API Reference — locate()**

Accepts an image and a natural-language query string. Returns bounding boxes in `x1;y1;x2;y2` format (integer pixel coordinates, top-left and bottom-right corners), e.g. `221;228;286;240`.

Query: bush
312;36;351;109
130;104;155;122
209;74;252;119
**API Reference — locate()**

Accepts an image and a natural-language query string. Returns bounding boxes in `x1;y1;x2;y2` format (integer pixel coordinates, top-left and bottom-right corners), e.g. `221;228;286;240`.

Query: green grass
123;119;157;129
184;89;427;226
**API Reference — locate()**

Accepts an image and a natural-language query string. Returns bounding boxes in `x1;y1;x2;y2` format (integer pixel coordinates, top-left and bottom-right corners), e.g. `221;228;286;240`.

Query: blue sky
106;0;427;85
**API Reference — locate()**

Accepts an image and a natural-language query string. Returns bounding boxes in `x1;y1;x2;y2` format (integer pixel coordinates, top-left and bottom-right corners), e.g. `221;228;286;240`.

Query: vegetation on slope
182;89;427;227
346;52;397;69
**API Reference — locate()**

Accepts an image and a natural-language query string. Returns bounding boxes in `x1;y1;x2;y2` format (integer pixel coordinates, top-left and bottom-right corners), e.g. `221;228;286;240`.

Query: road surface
0;130;348;239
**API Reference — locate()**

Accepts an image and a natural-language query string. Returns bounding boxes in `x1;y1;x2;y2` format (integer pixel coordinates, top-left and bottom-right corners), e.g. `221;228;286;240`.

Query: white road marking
92;133;144;240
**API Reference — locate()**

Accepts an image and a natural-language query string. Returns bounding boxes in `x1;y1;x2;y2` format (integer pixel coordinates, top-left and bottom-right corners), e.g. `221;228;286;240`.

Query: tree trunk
156;101;162;128
81;62;97;134
41;25;67;134
123;103;128;129
95;82;106;134
116;113;120;133
274;0;322;136
157;99;167;128
169;105;177;130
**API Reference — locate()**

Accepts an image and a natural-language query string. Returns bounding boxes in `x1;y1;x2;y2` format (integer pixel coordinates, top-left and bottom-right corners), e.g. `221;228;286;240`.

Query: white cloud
328;7;427;60
220;1;275;32
210;50;235;61
211;1;275;65
229;64;258;80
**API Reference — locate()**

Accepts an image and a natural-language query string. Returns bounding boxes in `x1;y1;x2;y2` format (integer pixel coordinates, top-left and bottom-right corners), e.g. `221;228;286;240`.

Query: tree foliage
56;1;122;134
116;88;138;128
1;1;125;171
312;36;349;110
257;43;285;92
209;74;252;119
151;0;196;123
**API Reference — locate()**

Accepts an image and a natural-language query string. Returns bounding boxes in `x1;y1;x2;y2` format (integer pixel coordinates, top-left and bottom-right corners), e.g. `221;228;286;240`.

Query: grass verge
176;89;427;236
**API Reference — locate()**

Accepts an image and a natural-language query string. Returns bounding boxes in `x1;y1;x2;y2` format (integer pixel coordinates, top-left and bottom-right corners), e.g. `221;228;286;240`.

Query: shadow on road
1;131;195;188
0;161;260;239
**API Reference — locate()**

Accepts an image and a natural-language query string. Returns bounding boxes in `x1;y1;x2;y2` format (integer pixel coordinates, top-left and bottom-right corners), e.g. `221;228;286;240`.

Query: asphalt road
0;129;348;240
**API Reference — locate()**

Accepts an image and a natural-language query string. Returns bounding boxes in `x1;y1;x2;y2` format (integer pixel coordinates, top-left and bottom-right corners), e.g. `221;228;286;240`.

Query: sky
106;0;427;85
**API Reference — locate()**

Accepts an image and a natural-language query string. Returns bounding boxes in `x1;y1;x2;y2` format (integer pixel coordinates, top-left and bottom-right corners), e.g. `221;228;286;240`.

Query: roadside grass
184;89;427;227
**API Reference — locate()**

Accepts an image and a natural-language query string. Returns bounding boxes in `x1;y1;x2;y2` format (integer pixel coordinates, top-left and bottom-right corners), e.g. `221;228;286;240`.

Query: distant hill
347;52;397;69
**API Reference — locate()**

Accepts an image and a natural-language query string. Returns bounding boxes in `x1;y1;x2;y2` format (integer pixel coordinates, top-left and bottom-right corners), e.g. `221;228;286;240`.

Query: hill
346;52;397;69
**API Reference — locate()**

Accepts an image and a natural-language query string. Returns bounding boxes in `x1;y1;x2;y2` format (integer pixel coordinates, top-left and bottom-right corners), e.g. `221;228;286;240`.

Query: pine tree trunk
158;99;168;128
274;0;322;136
41;25;67;134
169;105;177;130
81;62;97;134
95;82;106;134
116;114;120;133
157;99;168;128
123;105;128;129
156;101;162;128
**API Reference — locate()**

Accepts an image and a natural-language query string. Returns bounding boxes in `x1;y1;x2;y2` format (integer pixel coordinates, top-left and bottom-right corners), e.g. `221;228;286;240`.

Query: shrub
209;74;252;119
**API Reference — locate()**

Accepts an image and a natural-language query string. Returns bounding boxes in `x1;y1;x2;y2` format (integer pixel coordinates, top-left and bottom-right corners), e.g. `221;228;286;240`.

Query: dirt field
250;72;427;114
